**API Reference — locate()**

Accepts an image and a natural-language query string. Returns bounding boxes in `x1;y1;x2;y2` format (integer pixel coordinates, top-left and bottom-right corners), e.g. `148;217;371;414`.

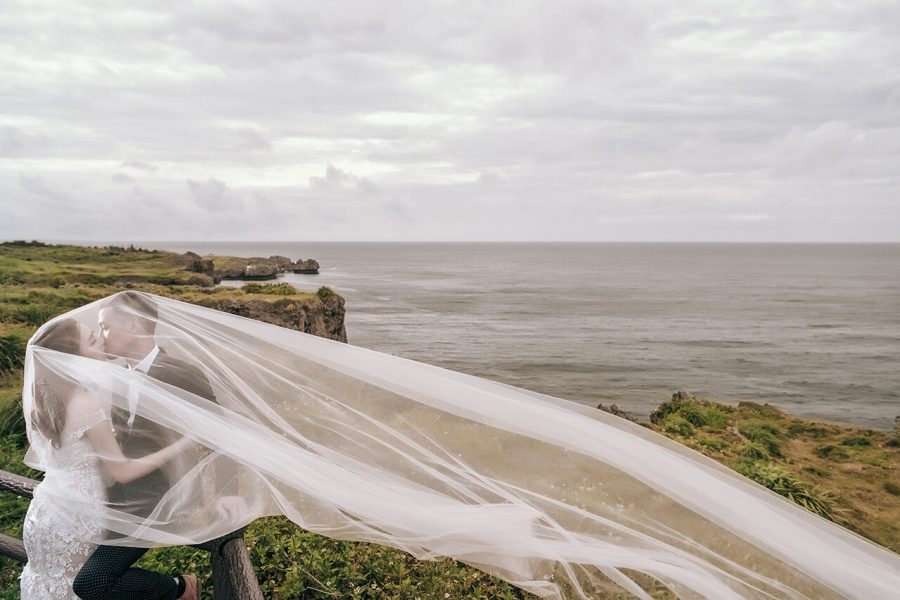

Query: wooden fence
0;469;263;599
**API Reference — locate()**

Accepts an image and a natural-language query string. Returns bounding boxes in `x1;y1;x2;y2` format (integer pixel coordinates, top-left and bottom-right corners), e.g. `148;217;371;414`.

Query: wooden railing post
0;470;36;499
196;529;264;600
0;533;26;562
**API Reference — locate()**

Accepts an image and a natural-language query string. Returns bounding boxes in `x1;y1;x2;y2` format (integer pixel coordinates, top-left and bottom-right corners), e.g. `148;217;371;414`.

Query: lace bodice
21;420;106;599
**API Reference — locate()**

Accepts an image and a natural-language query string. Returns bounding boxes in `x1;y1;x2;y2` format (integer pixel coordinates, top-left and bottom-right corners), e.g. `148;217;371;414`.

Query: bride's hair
31;318;82;449
106;290;158;334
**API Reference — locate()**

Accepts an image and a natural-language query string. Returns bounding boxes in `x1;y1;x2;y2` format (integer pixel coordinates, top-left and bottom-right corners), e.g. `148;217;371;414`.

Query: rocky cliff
188;292;347;342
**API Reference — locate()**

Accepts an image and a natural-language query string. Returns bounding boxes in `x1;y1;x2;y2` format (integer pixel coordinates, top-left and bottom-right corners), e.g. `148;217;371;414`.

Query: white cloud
308;163;376;194
111;173;134;184
120;161;157;173
187;177;243;211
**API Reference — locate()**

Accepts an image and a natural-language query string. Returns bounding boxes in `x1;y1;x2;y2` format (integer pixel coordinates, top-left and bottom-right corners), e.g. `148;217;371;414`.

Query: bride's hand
174;436;209;456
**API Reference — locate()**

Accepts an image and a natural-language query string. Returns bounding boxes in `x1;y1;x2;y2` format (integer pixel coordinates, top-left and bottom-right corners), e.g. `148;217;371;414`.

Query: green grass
652;393;899;553
738;423;784;457
816;444;851;460
243;282;299;295
661;413;695;436
841;436;873;447
734;461;835;520
0;242;213;288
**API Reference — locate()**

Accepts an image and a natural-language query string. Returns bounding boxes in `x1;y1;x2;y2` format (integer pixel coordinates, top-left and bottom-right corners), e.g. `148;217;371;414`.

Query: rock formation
191;292;347;342
214;256;320;280
293;259;320;274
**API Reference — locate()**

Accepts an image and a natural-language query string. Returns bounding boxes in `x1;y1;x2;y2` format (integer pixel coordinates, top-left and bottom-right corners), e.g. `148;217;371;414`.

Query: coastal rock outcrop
268;255;295;271
293;259;320;274
191;292;347;342
182;252;215;277
214;256;286;280
596;403;637;422
242;264;279;280
213;255;320;280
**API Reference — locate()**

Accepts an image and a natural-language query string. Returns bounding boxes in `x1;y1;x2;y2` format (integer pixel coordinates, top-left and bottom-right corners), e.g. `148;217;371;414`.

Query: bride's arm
71;391;196;484
85;424;196;484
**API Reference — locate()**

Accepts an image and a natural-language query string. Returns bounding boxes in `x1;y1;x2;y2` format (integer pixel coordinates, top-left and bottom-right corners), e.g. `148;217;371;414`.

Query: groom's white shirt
126;345;159;427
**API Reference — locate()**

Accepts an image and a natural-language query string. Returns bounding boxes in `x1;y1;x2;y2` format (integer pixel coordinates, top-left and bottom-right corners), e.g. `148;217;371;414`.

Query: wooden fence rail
0;469;263;599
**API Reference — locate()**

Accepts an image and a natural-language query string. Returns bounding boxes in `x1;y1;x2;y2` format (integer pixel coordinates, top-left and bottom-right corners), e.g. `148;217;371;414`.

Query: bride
21;317;201;599
21;291;900;600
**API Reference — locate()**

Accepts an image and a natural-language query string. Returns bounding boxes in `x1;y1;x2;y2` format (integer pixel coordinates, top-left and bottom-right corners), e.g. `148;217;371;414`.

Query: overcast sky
1;0;898;242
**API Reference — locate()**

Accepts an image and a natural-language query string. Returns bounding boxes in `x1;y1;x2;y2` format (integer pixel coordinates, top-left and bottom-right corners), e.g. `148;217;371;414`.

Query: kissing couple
22;291;243;599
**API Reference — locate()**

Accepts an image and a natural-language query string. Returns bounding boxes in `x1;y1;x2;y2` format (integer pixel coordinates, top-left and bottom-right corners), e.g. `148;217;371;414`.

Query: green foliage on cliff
649;391;899;553
0;242;213;288
733;461;835;519
243;282;299;295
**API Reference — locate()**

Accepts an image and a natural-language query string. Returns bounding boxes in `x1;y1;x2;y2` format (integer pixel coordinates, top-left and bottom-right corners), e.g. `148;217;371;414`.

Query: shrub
243;282;298;296
737;401;784;419
661;414;695;437
739;423;783;457
0;391;26;447
802;465;831;478
786;421;808;437
679;404;728;429
0;335;25;378
739;442;770;461
787;421;833;439
698;438;726;452
884;482;900;496
17;304;55;326
316;286;335;301
840;437;872;447
736;462;835;520
815;445;851;460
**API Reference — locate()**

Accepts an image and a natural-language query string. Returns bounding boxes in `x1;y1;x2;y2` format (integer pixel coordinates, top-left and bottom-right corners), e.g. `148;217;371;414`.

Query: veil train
22;291;900;599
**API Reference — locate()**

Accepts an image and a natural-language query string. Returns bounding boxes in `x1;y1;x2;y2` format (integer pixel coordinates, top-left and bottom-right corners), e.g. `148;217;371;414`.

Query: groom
72;291;206;600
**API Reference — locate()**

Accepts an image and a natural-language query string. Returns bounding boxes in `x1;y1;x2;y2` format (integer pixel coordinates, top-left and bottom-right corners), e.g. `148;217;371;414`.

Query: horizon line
21;239;900;245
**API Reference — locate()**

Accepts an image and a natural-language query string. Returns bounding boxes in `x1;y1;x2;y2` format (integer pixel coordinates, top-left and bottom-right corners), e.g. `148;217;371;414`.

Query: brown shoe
180;574;201;600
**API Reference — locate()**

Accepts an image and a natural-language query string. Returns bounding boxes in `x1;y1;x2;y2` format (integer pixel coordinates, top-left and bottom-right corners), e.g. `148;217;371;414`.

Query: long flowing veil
21;291;899;599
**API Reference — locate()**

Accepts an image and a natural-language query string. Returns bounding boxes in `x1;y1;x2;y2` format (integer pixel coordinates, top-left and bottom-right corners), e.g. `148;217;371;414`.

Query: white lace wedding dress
20;412;106;599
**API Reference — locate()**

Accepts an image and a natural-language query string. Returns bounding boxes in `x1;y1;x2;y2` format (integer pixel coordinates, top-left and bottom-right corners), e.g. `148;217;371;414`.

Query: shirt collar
132;345;160;374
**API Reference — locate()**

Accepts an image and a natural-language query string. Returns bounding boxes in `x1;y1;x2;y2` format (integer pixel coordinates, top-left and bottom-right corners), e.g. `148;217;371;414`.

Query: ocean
141;242;900;431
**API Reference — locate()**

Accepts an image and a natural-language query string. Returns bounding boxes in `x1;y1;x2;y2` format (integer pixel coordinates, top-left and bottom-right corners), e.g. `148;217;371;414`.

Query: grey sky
1;0;898;242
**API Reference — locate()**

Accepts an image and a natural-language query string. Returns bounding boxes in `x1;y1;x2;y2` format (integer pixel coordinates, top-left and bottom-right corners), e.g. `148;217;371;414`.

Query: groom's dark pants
72;546;177;600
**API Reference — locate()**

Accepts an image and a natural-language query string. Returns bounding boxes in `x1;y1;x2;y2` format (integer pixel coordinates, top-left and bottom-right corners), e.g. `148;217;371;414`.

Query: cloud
17;174;79;210
111;173;134;184
773;121;861;175
235;128;272;152
0;127;27;157
187;177;243;211
0;126;50;157
120;161;157;173
308;163;377;194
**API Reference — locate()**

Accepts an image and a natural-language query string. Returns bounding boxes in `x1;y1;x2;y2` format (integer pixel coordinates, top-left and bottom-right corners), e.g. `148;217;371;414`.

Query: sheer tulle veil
21;291;899;599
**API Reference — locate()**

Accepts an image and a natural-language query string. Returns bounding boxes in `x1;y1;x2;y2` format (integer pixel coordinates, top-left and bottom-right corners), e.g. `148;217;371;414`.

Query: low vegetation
648;391;898;551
